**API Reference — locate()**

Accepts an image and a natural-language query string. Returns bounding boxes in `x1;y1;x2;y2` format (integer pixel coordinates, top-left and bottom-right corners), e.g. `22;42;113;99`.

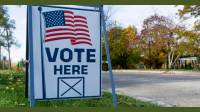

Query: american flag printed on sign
43;10;92;46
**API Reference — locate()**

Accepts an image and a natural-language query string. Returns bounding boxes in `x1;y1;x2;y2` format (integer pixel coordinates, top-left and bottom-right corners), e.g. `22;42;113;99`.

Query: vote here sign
29;6;101;99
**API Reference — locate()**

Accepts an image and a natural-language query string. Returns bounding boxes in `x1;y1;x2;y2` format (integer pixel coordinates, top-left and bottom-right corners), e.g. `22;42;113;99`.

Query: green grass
0;70;158;107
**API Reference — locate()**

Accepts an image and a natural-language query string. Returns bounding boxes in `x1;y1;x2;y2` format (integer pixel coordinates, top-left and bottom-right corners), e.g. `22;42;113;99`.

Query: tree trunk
8;46;11;69
168;52;171;69
5;29;11;69
168;50;180;70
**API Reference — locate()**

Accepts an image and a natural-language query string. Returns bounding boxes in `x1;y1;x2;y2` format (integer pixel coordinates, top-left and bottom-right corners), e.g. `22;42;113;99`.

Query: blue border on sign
39;5;100;12
38;7;46;99
99;9;102;97
35;5;102;100
35;95;102;100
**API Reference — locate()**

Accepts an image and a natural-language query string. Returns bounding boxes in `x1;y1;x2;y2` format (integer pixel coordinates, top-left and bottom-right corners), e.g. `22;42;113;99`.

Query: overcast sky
5;5;195;63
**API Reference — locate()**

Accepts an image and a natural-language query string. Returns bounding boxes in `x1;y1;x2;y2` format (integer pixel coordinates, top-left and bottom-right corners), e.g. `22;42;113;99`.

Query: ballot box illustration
58;77;84;98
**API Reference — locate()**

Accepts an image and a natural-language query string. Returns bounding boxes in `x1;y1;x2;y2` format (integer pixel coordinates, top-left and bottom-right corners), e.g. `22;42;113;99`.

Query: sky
5;5;195;63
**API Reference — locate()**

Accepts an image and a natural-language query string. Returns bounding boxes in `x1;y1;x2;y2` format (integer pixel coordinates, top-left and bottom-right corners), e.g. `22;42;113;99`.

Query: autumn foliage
103;12;200;69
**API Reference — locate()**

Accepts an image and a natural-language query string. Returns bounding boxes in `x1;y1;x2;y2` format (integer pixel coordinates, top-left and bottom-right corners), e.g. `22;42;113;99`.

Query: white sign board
29;5;101;99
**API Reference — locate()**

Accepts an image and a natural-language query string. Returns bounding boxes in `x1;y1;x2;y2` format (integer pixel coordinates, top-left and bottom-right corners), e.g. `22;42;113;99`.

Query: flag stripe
74;20;87;24
46;25;89;30
46;32;90;37
45;37;74;42
74;24;88;28
46;33;75;37
64;10;73;14
74;15;86;20
75;28;89;32
46;28;74;33
64;20;87;24
46;31;89;37
65;20;74;23
71;41;92;46
64;24;88;28
46;36;91;41
64;15;87;20
45;35;90;40
45;37;92;42
46;28;89;33
76;33;90;37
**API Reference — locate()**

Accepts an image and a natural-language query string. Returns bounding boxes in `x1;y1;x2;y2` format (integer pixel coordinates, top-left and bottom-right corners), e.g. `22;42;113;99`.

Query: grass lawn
0;70;158;107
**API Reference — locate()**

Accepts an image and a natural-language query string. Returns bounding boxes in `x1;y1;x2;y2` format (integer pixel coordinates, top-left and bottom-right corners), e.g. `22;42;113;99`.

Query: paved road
103;71;200;107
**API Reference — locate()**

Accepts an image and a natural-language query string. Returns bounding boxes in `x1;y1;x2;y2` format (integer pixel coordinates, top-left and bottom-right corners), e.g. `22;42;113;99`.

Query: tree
140;14;197;69
1;17;17;69
106;26;124;68
191;20;200;59
104;6;117;30
141;14;172;69
0;39;5;64
178;6;200;69
178;5;200;47
178;5;200;18
0;5;8;26
105;25;140;69
0;6;8;65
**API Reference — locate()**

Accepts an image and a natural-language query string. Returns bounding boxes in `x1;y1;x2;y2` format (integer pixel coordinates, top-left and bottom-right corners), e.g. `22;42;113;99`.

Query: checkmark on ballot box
57;77;84;98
